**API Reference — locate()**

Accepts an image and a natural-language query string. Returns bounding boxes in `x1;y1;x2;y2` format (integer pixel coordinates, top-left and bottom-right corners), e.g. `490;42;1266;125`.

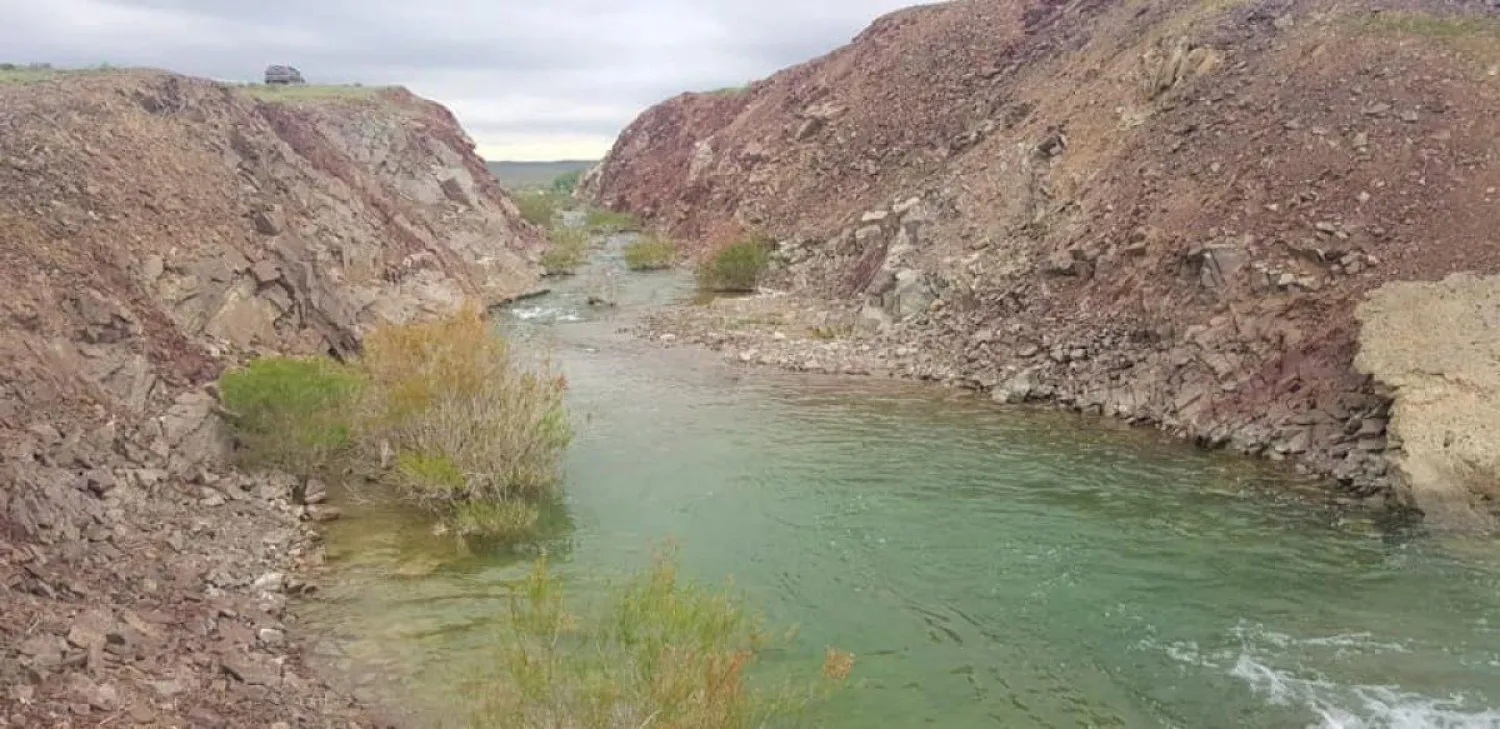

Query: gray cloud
1;0;916;159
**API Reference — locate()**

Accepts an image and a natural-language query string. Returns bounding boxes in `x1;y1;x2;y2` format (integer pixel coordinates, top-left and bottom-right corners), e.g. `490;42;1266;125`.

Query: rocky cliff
593;0;1500;529
0;69;540;725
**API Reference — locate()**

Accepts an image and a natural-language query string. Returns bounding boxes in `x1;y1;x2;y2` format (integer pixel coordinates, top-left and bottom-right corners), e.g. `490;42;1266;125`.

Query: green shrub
515;192;559;228
360;304;570;538
472;552;853;728
550;170;583;195
697;237;773;292
449;500;543;542
585;208;640;233
622;235;677;271
807;323;854;341
539;227;590;275
216;304;571;542
218;357;364;479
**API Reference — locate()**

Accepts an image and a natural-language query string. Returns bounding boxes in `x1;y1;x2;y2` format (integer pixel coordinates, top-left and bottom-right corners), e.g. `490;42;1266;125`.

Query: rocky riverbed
0;401;384;727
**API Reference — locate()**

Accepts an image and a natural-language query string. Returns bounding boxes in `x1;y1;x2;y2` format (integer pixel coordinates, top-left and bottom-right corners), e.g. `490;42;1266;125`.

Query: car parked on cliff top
263;65;305;85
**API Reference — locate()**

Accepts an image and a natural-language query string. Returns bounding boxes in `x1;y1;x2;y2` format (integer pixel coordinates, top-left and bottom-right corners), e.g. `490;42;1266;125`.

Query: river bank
1;436;385;727
630;289;1398;512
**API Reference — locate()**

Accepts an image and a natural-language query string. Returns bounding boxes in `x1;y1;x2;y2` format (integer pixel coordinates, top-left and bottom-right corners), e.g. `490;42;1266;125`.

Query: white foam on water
509;306;581;323
1229;653;1500;729
1152;623;1500;729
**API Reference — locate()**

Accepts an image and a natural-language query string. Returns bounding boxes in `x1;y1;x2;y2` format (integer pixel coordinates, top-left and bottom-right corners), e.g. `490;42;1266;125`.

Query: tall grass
239;84;387;103
0;63;119;86
360;305;570;537
622;235;677;271
217;304;570;540
540;227;590;275
586;208;640;233
471;552;853;729
515;191;561;228
218;357;364;486
697;237;773;292
1355;11;1500;38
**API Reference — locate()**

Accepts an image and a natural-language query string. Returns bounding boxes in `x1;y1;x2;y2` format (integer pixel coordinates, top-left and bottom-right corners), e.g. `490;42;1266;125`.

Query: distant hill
486;160;596;190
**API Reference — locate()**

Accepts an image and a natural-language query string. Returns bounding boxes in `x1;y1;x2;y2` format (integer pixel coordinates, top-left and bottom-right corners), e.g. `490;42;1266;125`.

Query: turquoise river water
300;239;1500;728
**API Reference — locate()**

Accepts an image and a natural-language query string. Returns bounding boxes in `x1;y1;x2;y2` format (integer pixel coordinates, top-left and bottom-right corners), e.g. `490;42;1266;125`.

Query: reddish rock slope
0;69;540;726
591;0;1500;528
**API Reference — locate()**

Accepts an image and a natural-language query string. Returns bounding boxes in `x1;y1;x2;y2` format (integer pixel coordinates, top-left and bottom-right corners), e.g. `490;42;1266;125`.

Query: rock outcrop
0;69;540;725
1355;274;1500;530
591;0;1500;528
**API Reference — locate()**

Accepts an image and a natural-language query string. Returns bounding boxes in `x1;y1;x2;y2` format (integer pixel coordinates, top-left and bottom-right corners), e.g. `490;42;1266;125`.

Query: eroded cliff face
0;70;542;456
593;0;1500;528
0;70;539;725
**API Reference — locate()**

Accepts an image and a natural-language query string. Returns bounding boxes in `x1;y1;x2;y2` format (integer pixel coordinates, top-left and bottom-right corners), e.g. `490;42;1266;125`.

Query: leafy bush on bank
550;169;583;195
515;191;561;228
540;227;590;275
622;234;677;271
218;357;363;480
585;208;640;233
217;304;570;541
472;552;854;728
697;237;772;292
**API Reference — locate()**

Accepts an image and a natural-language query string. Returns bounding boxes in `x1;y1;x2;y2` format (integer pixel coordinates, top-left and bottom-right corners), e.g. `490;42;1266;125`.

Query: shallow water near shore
300;240;1500;728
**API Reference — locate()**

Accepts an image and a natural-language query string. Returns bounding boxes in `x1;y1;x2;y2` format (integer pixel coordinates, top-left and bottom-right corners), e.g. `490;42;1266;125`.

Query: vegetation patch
217;304;570;541
218;356;364;482
807;323;854;341
550;169;583;196
514;191;562;229
697;237;773;292
238;84;388;104
622;235;677;271
585;208;641;233
540;227;590;275
704;85;749;97
1354;11;1500;38
0;63;119;86
471;552;853;728
486;160;596;191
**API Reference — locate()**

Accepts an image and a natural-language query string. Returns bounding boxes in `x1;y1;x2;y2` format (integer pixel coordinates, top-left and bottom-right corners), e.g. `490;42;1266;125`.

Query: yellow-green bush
218;356;363;478
585;208;640;233
217;304;570;541
515;192;560;228
540;227;589;275
360;304;570;537
622;234;677;271
697;237;773;292
471;553;853;728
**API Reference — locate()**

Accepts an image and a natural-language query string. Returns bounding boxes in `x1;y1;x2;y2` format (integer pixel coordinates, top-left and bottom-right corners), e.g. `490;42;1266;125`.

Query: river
299;236;1500;728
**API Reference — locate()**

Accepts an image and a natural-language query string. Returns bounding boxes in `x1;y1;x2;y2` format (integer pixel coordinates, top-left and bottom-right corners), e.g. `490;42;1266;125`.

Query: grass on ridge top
0;63;123;86
238;84;391;103
1355;10;1500;38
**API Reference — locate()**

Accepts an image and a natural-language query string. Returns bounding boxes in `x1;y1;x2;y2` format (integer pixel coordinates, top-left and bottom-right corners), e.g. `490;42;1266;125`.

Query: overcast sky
2;0;917;160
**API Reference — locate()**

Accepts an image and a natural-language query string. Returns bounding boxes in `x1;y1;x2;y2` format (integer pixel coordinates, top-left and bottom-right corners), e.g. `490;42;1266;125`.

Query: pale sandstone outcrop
1355;273;1500;531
